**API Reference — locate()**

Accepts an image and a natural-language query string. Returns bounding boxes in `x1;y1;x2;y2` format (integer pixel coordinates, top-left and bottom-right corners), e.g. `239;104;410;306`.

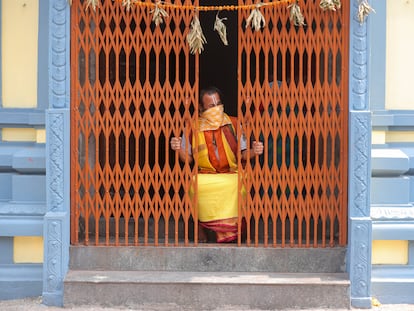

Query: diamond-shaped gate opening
109;184;116;200
285;134;291;168
335;133;341;168
119;184;126;200
318;185;323;199
89;17;96;33
99;17;106;33
119;130;126;169
310;185;315;199
336;52;342;86
326;133;332;167
302;186;308;200
78;132;86;169
88;132;96;168
130;18;136;32
301;134;307;168
79;184;85;200
285;185;290;200
119;49;127;87
336;19;342;32
79;17;85;33
119;102;126;116
99;184;105;200
335;101;341;116
319;50;325;84
109;101;116;116
328;49;333;85
319;102;324;116
311;19;317;33
326;186;331;199
294;134;299;169
310;102;316;117
109;48;117;87
120;17;126;32
109;17;116;33
128;133;136;168
78;48;86;87
294;102;299;117
310;132;315;168
169;17;176;33
300;102;307;118
328;18;334;33
98;131;106;168
318;133;324;168
109;131;116;169
334;185;340;199
327;101;333;116
78;100;86;117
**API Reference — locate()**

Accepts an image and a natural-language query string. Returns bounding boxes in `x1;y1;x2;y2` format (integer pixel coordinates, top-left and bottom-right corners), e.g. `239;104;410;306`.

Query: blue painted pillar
348;0;373;308
42;0;71;306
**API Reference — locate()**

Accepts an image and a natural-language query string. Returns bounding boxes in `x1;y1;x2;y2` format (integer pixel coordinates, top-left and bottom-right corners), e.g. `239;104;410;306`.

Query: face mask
200;105;224;130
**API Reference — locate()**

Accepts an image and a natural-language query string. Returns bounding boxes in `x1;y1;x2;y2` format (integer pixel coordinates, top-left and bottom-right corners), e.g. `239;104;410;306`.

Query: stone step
63;270;350;310
69;246;347;273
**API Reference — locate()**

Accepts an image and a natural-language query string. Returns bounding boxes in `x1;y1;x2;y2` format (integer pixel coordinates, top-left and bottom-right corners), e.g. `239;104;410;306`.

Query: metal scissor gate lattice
71;0;349;247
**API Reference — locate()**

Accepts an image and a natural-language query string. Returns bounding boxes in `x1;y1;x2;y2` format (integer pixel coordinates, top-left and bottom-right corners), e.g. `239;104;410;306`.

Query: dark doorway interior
199;0;238;117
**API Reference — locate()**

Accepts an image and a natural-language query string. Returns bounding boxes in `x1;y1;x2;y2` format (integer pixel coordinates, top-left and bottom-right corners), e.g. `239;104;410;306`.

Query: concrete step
69;246;347;273
63;270;350;310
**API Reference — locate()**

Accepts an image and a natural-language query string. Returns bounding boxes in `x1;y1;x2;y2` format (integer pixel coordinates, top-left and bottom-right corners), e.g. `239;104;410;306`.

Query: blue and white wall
0;0;48;299
369;0;414;304
3;0;413;307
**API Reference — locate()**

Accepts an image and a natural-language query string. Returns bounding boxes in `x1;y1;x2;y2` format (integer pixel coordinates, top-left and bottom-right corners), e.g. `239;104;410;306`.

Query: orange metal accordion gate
70;0;349;247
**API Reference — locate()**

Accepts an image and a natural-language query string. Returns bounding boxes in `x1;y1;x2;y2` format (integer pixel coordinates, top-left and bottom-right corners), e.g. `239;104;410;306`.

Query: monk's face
201;92;223;113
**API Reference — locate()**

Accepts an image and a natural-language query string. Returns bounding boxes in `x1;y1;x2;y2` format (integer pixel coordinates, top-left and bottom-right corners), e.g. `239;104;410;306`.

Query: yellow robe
192;116;242;242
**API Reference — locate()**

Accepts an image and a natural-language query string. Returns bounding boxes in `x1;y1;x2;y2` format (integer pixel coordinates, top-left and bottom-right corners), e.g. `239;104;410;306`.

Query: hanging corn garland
122;0;135;11
319;0;341;11
151;1;169;26
214;12;229;46
357;0;375;24
187;15;207;54
85;0;99;11
288;1;305;26
246;3;266;32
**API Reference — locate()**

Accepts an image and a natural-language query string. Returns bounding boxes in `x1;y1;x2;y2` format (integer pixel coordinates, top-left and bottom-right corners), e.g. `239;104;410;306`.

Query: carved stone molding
44;0;71;306
42;212;68;307
350;112;371;218
48;112;64;212
49;0;70;109
371;206;414;220
350;0;368;111
348;0;372;308
44;218;63;293
350;218;372;307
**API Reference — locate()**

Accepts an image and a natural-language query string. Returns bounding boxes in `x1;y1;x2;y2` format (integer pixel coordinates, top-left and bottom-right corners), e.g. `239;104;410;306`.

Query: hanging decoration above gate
357;0;375;24
74;0;375;54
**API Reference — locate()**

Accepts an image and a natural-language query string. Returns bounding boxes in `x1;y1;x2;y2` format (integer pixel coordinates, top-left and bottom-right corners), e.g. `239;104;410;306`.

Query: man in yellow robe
170;87;263;243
